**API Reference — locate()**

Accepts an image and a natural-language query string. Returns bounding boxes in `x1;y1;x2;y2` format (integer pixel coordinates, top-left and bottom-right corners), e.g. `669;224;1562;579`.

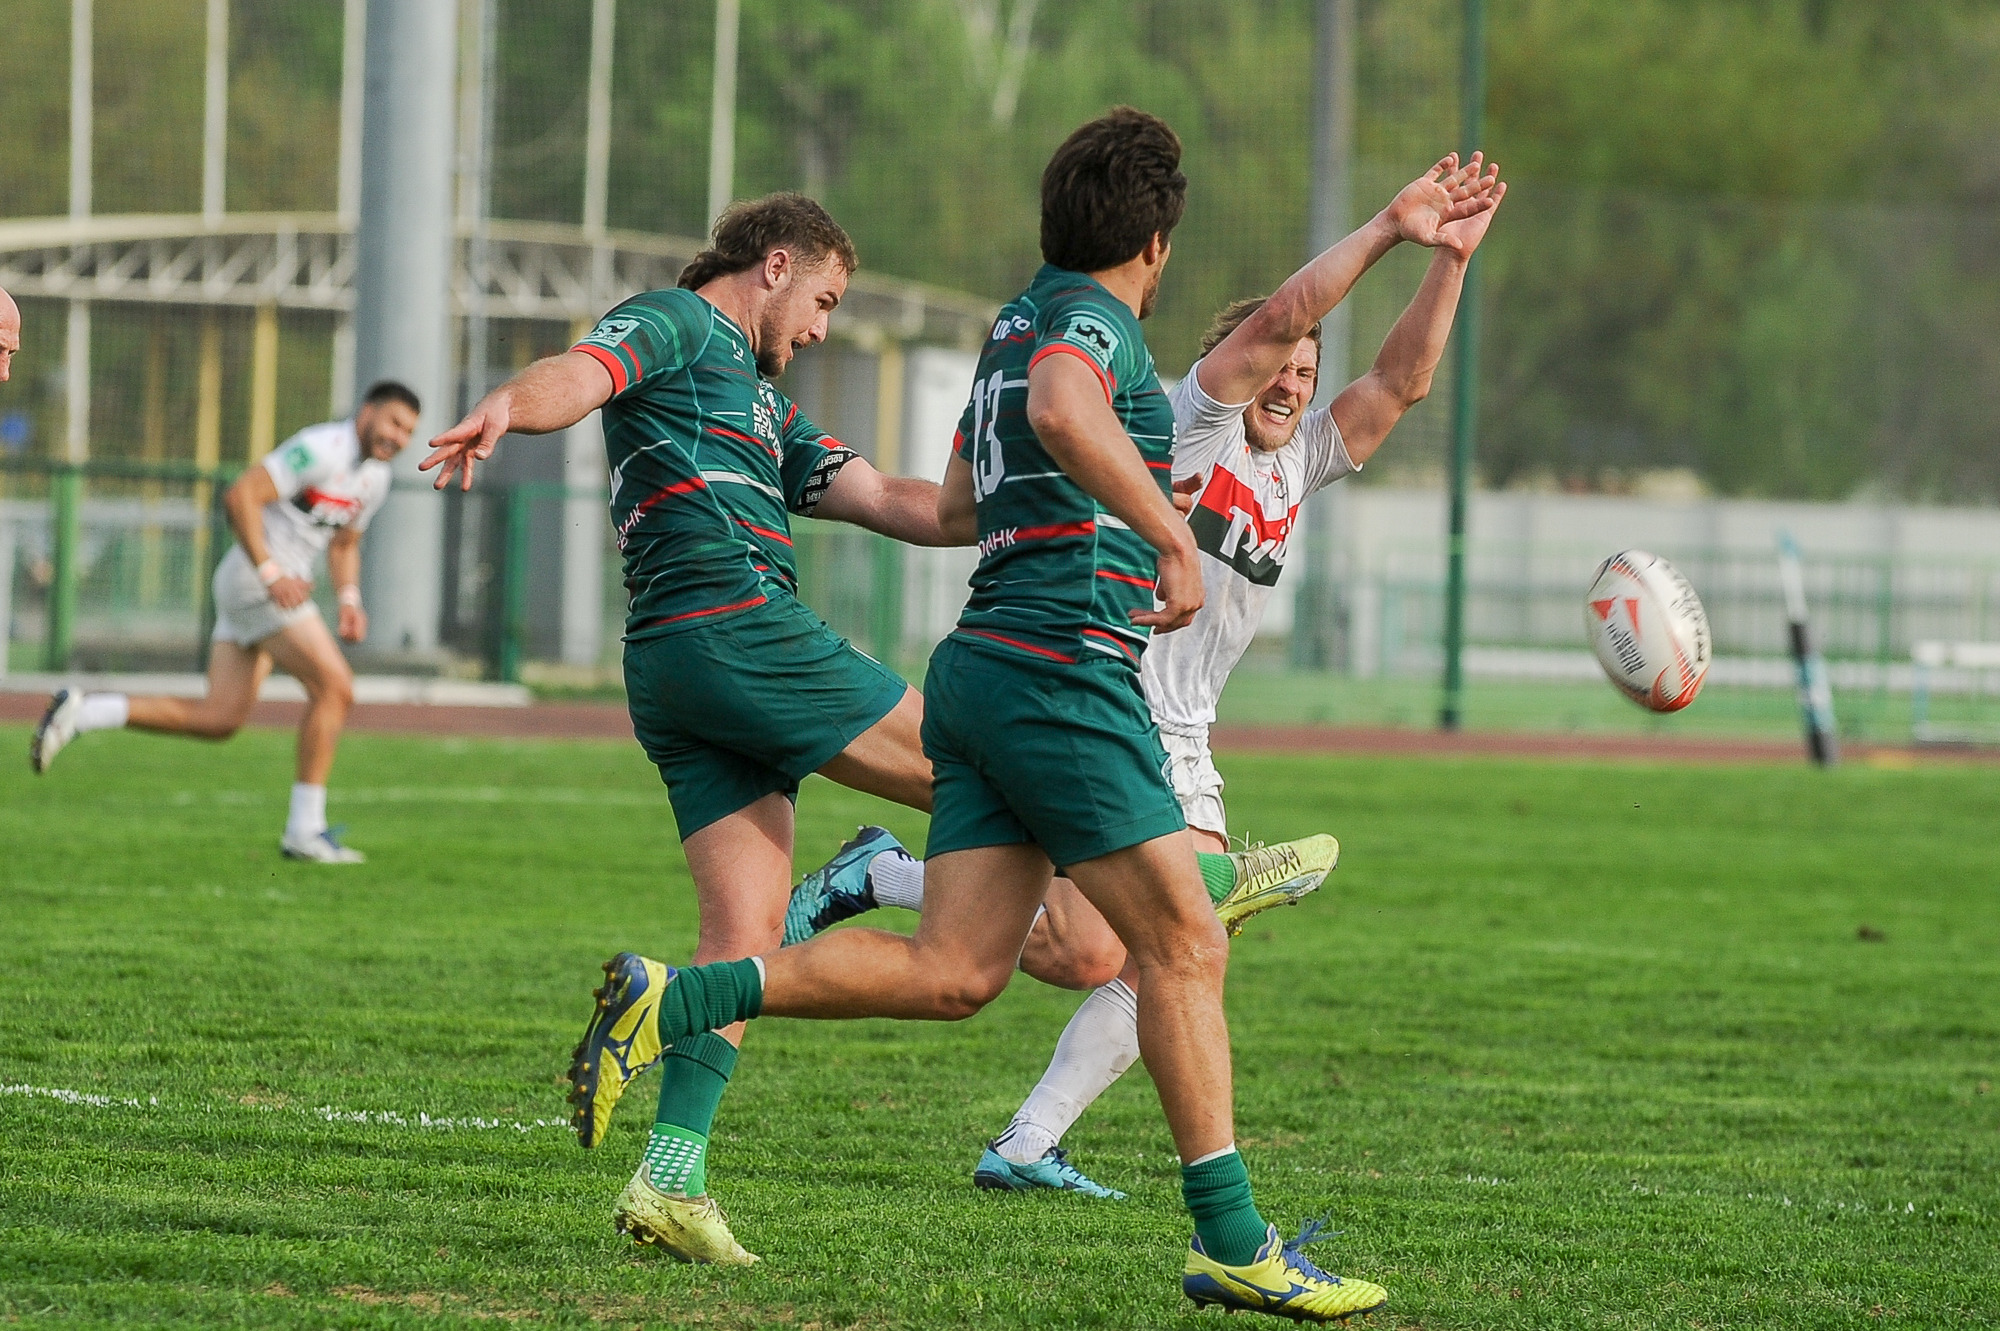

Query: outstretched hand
1383;152;1502;251
1434;174;1506;259
418;395;513;492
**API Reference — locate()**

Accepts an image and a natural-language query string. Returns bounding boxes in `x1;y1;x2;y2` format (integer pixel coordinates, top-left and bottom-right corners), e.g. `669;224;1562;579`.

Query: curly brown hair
678;192;859;291
1198;297;1323;360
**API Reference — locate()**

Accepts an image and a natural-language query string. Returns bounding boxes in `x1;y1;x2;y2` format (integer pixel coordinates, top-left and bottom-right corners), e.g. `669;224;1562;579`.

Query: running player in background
30;381;423;863
784;154;1505;1200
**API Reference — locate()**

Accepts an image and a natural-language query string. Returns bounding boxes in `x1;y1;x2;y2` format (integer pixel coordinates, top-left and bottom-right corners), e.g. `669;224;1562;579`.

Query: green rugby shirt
572;288;855;642
948;265;1176;669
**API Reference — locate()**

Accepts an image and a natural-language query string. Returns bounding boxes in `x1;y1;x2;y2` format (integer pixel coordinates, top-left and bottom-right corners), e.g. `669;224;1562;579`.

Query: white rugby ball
1584;550;1711;713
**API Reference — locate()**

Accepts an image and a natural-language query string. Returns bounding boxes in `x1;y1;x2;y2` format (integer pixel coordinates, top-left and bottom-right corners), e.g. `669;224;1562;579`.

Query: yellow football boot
613;1163;759;1265
1183;1221;1387;1322
1215;834;1340;936
566;952;671;1148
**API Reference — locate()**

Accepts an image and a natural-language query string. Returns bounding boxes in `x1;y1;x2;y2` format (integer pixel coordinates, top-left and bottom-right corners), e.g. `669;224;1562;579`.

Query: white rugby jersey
256;419;392;581
1140;359;1357;732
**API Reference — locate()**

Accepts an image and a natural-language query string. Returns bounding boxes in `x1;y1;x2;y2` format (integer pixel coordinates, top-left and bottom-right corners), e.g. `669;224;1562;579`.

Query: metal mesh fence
3;0;1999;701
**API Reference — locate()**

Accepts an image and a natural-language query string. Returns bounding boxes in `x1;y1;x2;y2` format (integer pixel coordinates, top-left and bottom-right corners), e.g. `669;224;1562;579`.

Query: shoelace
1232;841;1303;886
1281;1216;1346;1285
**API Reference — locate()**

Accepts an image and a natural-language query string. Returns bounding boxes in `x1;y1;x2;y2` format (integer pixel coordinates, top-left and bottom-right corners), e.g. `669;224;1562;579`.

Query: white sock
74;693;129;732
1186;1143;1238;1167
993;977;1140;1164
286;783;328;839
868;850;926;911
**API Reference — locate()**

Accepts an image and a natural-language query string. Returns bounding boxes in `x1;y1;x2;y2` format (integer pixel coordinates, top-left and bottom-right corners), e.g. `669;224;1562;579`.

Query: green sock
657;958;763;1043
644;1031;738;1198
1182;1148;1269;1266
1196;850;1236;904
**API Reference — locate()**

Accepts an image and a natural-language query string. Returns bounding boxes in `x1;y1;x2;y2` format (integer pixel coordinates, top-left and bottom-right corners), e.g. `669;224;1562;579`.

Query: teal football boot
783;825;906;946
974;1144;1126;1200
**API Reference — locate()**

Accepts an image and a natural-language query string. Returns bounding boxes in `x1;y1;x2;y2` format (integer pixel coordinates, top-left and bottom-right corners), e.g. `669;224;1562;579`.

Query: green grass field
2;725;1995;1329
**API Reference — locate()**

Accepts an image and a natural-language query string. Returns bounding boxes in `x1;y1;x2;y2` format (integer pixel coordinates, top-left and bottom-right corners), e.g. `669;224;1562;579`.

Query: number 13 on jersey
968;370;1006;500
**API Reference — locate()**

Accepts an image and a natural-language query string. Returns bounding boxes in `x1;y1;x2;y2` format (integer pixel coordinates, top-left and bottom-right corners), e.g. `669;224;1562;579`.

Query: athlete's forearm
486;352;614;436
222;468;278;568
327;531;361;594
817;460;960;546
1199;215;1399;405
1332;248;1469;466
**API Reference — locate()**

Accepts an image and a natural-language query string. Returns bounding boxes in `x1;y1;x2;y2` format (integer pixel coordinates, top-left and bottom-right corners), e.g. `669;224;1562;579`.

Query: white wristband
337;584;363;609
256;559;283;587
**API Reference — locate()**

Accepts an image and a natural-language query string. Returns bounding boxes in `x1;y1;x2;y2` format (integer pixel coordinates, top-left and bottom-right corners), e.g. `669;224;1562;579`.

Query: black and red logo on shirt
1186;466;1297;587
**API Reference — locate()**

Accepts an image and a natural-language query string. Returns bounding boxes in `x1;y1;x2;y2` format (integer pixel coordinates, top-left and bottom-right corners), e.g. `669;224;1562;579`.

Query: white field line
2;1082;565;1134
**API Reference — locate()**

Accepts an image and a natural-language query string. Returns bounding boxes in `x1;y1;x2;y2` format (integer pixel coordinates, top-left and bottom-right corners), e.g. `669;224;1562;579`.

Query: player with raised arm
566;109;1410;1321
30;381;423;863
422;191;1330;1266
782;154;1506;1202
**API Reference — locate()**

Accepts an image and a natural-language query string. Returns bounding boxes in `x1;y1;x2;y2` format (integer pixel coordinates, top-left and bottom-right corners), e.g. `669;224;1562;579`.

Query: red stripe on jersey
1028;343;1115;401
637;594;768;630
784;403;798;428
618;340;646;384
1145;460;1171;471
961;629;1078;664
631;475;706;517
1013;520;1096;541
1095;570;1156;589
734;518;794;547
575;342;628;394
1082;628;1140;661
1195;462;1301;546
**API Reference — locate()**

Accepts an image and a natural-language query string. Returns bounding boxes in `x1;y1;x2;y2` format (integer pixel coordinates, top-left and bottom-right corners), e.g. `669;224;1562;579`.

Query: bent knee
928;969;1012;1021
1036;938;1126;992
190;717;243;741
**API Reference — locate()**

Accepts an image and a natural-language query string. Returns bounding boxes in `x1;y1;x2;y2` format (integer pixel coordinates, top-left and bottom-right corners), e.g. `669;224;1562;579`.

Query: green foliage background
2;0;1997;500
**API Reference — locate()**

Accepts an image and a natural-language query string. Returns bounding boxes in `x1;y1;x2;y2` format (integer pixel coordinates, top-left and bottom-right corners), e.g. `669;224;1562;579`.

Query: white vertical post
561;410;606;667
67;0;92;467
332;0;366;416
353;0;460;655
706;0;740;227
203;0;228;222
582;0;616;240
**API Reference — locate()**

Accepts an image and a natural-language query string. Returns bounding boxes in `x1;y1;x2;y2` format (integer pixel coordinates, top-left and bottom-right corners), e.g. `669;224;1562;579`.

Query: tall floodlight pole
1438;0;1486;731
562;0;616;668
203;0;228;221
1292;0;1355;671
332;0;366;417
707;0;740;227
51;0;94;669
353;0;459;656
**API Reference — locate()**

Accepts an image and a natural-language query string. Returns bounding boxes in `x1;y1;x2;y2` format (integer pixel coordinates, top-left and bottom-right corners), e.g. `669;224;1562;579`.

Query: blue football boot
973;1143;1127;1200
783;825;906;946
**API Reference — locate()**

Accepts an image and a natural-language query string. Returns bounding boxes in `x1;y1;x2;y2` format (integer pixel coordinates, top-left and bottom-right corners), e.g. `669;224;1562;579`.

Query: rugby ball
1584;550;1711;713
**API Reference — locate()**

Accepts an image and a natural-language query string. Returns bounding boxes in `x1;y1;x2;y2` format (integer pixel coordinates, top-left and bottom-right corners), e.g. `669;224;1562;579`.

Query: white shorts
210;545;320;647
1162;727;1227;838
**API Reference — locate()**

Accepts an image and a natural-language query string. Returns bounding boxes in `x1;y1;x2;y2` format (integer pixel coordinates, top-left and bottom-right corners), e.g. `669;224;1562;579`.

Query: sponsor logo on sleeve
282;443;313;474
579;315;641;350
1062;313;1120;368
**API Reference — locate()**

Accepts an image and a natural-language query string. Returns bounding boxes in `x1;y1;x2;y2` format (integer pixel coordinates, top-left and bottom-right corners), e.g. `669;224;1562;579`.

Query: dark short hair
679;192;860;291
362;380;421;413
1199;297;1323;360
1040;107;1188;273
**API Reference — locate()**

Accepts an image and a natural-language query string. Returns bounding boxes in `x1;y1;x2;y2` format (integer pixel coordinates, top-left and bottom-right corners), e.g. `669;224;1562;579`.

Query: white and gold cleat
613;1163;759;1265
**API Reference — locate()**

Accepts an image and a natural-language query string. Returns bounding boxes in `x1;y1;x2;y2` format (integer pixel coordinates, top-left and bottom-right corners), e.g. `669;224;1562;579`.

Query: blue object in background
0;412;29;455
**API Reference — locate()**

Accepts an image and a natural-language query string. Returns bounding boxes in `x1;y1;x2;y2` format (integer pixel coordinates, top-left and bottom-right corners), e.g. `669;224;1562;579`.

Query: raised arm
1330;177;1506;466
1196;153;1500;407
1026;353;1201;632
811;457;967;547
418;351;614;491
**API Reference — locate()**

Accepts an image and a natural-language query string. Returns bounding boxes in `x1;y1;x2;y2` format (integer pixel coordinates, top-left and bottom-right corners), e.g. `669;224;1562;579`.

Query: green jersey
573;288;856;641
948;265;1175;670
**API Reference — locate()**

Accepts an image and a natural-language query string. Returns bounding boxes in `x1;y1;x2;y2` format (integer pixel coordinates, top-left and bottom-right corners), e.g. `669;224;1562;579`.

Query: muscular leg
260;617;355;786
125;641;269;739
815;686;931;811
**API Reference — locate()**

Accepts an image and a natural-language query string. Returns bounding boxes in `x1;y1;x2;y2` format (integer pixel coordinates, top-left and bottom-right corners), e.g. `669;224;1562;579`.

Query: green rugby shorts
920;635;1186;868
623;593;909;839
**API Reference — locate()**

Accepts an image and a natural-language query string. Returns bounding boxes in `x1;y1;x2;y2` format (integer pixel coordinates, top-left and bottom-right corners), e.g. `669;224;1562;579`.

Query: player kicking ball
785;152;1506;1202
562;110;1497;1322
30;381;421;863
